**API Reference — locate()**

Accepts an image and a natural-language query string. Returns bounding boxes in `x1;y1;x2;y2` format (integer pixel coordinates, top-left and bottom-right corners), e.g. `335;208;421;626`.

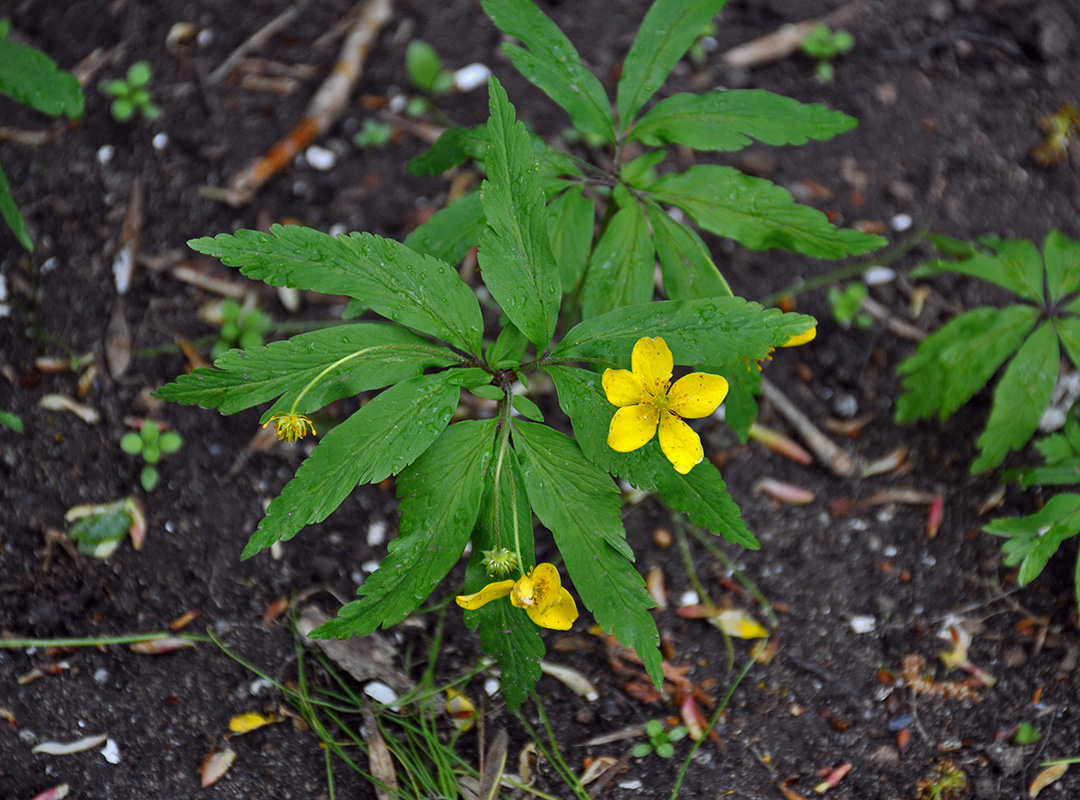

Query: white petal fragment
32;733;108;755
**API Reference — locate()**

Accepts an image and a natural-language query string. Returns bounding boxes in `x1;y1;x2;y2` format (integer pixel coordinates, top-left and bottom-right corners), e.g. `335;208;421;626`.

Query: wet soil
2;1;1079;798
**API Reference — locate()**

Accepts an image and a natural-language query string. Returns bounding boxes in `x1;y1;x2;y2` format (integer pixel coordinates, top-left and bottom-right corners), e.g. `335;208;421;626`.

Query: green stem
0;631;210;649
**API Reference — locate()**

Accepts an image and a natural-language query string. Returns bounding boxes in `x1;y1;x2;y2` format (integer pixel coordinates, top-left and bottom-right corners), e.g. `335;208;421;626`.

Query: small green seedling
0;18;84;251
120;421;183;491
799;22;854;84
406;40;455;97
0;409;23;433
100;60;161;123
632;719;688;759
1012;721;1043;745
211;297;272;359
354;119;395;149
827;282;872;328
915;759;969;800
66;496;147;558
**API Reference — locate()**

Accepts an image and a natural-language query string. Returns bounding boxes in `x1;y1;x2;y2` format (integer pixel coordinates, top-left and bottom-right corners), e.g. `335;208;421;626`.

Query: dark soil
2;1;1079;798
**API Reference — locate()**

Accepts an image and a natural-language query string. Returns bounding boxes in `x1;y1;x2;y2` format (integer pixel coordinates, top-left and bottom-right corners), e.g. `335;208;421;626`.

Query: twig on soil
202;0;394;207
760;377;857;477
208;6;300;85
721;2;868;69
860;296;927;341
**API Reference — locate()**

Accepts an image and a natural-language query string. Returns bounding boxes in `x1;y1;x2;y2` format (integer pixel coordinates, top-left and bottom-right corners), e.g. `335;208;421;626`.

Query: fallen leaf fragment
680;694;708;741
130;637;196;655
1029;763;1068;797
200;746;236;787
860;447;907;478
478;728;508;799
32;733;108;755
748;421;813;465
579;755;621;786
814;762;852;793
228;711;277;735
361;704;399;800
0;706;16;725
540;660;599;700
939;625;996;687
170;609;201;630
39;394;101;424
713;609;769;639
645;566;667;610
29;785;70;800
926;494;944;539
753;478;815;505
262;595;290;626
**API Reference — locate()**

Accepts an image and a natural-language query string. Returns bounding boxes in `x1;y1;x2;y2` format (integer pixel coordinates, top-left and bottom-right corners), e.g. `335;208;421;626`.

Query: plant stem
0;631;209;649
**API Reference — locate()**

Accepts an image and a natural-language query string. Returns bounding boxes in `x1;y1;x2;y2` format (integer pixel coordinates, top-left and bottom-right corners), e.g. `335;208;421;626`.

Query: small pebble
618;780;643;791
94;668;109;684
453;63;491;92
483;677;500;697
249;677;274;695
361;560;380;573
364;680;399;708
152;132;168;150
678;590;700;607
367;519;387;547
97;144;115;165
101;739;120;765
305;145;336;171
196;28;214;47
863;266;896;285
849;615;876;634
891;213;913;232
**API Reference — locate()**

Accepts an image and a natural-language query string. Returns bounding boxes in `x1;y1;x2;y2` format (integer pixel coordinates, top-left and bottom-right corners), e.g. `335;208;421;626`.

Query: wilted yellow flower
263;412;315;443
456;563;579;630
602;337;728;474
782;325;816;347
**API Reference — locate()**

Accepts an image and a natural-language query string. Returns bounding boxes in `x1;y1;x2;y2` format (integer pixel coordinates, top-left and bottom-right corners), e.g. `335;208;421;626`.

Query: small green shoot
66;496;146;558
0;19;84;251
211;297;272;359
100;60;161;123
1013;721;1043;745
406;40;455;96
0;409;24;433
827;282;872;328
799;22;855;84
120;420;183;491
915;758;969;800
632;718;688;759
354;119;395;149
896;231;1080;473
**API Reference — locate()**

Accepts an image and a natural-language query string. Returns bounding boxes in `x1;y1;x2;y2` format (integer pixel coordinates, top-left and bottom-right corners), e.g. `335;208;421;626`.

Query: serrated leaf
407;125;488;177
481;0;614;142
1043;231;1080;303
648;165;885;258
463;447;542;711
69;509;132;546
242;370;482;558
0;159;32;251
513;421;662;686
479;77;561;351
546;365;755;548
0;37;84;118
972;322;1059;472
895;305;1039;424
581;198;655;319
155;324;459;415
985;493;1080;586
915;237;1045;303
547;186;594;292
314;419;496;637
629;89;857;152
189;225;484;356
554;296;815;370
404;191;486;266
616;0;728;126
1055;316;1080;371
647;202;732;301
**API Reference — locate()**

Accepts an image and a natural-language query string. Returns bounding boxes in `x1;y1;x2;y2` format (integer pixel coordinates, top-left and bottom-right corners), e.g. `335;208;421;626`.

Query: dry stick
208;6;300;85
760;377;857;477
203;0;394;207
860;296;927;342
721;2;868;69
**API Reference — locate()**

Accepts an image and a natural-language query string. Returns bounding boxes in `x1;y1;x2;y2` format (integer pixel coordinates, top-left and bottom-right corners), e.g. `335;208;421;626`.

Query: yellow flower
781;325;816;347
263;412;316;443
602;337;728;475
456;563;579;630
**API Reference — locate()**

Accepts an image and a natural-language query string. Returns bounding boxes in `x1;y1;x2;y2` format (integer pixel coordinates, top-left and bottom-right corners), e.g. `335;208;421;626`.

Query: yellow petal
607;405;659;453
526;587;579;630
658;411;703;474
229;711;276;734
456;579;515;610
713;609;768;639
602;368;644;407
632;337;673;390
668;372;729;419
782;326;816;347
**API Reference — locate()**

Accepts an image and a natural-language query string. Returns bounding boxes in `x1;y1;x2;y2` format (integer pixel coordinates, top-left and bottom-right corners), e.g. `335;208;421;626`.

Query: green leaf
470;384;504;401
1055;316;1080;372
159;431;183;453
915;237;1045;304
463;445;541;711
0;37;84;117
1044;231;1080;304
629;90;857;152
547;186;595;292
315;419;497;638
648;165;885;258
487;321;528;368
647;202;732;301
512;394;543;422
972;322;1060;472
721;365;762;443
188;224;484;356
616;0;728;127
895;305;1039;423
0;160;33;251
985;493;1080;586
481;0;614;142
621;150;666;188
404;191;486;266
546;365;756;548
241;370;480;558
69;509;132;546
513;421;663;687
406;40;443;93
126;60;152;87
0;409;24;433
479;76;561;351
120;431;143;454
580;198;655;319
140;464;159;491
156;324;459;416
554;296;815;370
407;124;488;177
